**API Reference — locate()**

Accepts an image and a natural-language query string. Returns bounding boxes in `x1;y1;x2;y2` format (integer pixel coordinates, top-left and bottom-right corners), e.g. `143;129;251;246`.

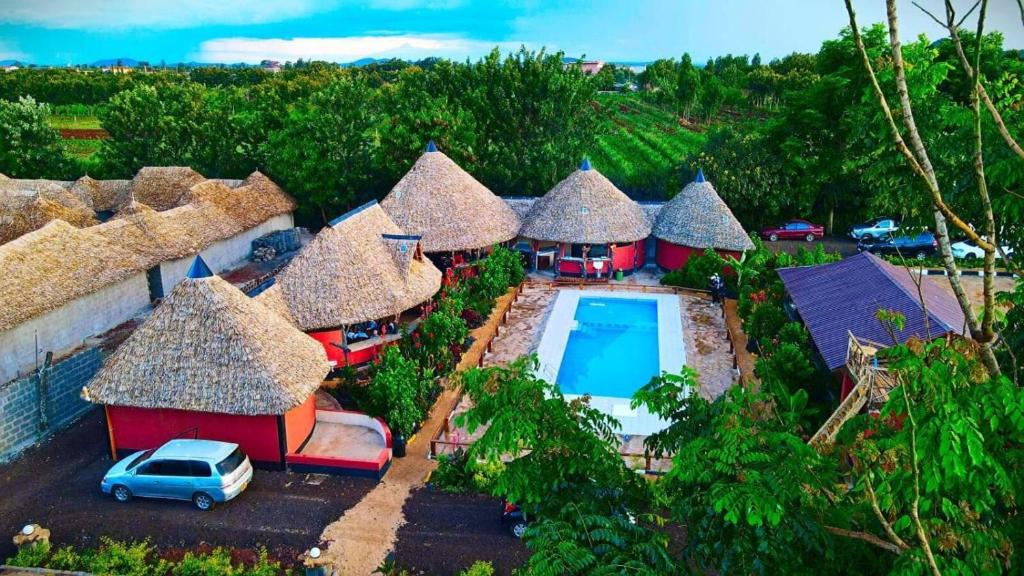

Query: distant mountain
0;59;23;67
91;58;140;67
347;57;380;67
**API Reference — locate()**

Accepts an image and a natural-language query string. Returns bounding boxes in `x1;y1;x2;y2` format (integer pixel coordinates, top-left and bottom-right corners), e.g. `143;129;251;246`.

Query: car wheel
805;233;815;242
510;521;528;539
112;485;132;503
861;233;873;242
193;492;215;511
964;253;978;260
915;251;927;260
768;233;778;242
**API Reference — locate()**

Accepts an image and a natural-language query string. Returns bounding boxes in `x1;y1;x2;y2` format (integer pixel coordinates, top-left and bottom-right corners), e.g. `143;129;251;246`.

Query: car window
880;220;893;228
137;460;165;476
795;222;809;230
160;460;194;477
216;448;246;475
126;448;155;471
190;461;212;477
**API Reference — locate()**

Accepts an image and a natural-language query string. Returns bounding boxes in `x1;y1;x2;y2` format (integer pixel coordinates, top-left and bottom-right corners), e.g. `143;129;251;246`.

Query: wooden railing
809;333;892;446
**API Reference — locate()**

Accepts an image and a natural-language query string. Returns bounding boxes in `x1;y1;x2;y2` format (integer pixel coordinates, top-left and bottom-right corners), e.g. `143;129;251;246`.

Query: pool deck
436;270;738;471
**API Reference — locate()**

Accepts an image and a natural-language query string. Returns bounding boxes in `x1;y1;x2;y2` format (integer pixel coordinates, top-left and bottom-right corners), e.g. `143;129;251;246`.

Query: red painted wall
308;329;384;367
556;241;645;276
284;395;316;454
107;405;284;464
655;239;741;271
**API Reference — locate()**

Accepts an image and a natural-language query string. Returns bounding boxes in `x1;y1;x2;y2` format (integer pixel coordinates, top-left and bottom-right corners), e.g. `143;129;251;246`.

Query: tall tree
0;96;70;178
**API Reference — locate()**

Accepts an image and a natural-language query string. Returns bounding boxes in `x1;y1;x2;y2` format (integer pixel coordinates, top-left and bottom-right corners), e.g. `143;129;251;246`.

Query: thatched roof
380;143;521;252
131;167;206;211
0;184;99;244
82;259;329;415
71;176;131;212
0;220;146;331
257;202;442;330
519;160;651;244
184;171;295;230
94;202;204;268
653;171;754;252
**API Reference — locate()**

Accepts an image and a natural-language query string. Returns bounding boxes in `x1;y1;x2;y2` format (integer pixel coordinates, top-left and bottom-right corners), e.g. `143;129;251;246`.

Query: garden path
316;288;519;576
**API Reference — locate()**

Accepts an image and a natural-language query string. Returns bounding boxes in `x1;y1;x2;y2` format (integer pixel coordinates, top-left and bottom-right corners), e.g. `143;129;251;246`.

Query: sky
0;0;1021;66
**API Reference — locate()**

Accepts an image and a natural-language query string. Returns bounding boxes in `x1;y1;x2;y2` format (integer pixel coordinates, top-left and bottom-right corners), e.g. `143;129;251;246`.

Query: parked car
101;439;253;510
760;219;825;242
501;499;529;538
849;217;900;241
857;231;938;260
951;238;1014;261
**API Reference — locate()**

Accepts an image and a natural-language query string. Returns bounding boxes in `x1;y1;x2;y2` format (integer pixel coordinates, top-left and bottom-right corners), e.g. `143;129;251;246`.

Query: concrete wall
0;347;101;462
0;274;150;384
158;214;294;295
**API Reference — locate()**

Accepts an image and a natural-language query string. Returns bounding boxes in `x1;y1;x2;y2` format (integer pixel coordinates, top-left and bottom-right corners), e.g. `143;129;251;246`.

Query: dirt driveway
0;410;376;565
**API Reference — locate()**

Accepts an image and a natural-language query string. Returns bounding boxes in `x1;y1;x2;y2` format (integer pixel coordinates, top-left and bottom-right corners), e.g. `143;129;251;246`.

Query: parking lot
0;410;376;565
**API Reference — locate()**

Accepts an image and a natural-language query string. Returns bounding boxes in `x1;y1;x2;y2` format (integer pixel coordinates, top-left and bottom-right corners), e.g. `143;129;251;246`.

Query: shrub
364;347;428;438
458;561;495;576
745;302;788;344
660;248;727;290
85;538;166;576
7;541;52;569
431;449;503;494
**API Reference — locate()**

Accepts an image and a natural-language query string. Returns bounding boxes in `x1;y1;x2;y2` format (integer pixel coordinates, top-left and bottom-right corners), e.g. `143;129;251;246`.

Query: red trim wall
308;328;386;368
655;239;741;271
556;240;645;276
106;405;284;464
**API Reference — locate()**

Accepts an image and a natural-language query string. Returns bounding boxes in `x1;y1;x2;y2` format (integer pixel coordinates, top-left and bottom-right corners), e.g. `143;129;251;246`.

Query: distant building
2;65;18;72
578;60;605;75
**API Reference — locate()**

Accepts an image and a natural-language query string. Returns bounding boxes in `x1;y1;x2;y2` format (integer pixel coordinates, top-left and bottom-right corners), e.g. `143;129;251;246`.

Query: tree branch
825;525;905;555
864;474;911;551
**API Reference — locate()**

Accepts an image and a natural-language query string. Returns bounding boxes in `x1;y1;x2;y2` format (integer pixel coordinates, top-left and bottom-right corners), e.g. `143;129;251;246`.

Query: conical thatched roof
256;202;442;330
520;161;651;244
380;144;521;252
0;190;99;244
131;167;205;211
0;220;146;331
653;172;754;252
83;259;330;415
71;175;131;212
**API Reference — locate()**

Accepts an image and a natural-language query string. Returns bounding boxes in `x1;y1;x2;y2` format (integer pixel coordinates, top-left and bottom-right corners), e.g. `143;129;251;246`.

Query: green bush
457;561;495;576
431;449;503;494
7;541;52;569
745;302;788;344
364;346;428;438
84;538;167;576
660;248;727;290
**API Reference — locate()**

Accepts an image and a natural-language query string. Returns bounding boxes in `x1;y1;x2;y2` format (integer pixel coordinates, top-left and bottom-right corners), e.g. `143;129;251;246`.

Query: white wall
0;274;150;384
159;214;294;296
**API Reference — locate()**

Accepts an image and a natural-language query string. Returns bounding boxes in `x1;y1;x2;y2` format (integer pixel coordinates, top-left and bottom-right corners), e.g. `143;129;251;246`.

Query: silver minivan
101;439;253;510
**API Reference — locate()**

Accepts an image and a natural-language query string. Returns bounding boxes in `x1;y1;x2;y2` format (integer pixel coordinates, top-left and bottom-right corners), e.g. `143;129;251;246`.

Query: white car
950;239;1014;261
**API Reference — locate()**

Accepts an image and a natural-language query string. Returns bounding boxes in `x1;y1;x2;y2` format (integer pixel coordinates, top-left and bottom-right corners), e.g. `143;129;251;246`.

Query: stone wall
0;347;102;462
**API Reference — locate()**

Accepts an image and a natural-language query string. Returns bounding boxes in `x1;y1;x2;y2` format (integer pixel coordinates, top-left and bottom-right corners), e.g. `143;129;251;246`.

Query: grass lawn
64;138;102;159
48;114;102;130
591;93;707;201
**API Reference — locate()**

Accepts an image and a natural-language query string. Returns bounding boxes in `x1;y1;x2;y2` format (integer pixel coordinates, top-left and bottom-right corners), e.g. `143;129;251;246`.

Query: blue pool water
556;297;660;398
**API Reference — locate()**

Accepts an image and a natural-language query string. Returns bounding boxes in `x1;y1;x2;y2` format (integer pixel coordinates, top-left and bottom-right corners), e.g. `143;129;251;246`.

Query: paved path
317;289;518;575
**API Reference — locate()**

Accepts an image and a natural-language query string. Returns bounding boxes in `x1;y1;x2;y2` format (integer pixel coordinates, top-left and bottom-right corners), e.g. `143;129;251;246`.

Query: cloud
0;0;458;30
194;34;529;63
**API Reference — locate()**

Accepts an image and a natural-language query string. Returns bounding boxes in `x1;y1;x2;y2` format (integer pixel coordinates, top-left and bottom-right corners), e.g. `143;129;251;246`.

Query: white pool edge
535;289;687;436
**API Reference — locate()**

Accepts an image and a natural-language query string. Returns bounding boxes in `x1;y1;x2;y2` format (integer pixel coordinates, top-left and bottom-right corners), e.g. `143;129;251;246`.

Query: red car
760;219;825;242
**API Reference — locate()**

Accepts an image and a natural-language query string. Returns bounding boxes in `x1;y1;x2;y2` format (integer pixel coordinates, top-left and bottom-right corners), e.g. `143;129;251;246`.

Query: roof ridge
864;252;955;332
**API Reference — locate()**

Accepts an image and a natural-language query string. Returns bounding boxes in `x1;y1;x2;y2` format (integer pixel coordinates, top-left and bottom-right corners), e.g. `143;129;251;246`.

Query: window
126;449;155;471
880;220;894;228
189;461;212;477
793;222;810;230
137;460;165;476
216;448;246;475
161;460;193;477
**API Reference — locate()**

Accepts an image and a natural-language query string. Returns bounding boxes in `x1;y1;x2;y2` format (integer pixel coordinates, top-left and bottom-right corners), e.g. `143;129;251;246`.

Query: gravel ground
0;410;376;567
392;488;529;575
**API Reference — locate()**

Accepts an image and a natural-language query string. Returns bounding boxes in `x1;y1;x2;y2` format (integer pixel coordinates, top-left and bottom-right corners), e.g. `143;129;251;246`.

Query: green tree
0;96;71;178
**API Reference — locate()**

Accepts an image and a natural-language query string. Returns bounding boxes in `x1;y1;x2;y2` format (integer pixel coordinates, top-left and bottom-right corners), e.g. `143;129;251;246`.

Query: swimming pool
536;290;686;436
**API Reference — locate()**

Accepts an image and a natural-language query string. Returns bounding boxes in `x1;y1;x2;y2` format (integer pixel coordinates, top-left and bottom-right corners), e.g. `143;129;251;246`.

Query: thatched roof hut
131;166;205;211
0;220;146;331
93;201;204;268
257;201;442;330
520;160;651;244
380;142;521;252
71;176;132;212
184;171;296;230
653;171;754;253
83;258;330;415
0;189;99;244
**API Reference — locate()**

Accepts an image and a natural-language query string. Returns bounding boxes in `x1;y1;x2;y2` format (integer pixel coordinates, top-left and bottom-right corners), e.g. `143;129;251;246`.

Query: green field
64;138;102;159
590;93;706;200
48;115;102;130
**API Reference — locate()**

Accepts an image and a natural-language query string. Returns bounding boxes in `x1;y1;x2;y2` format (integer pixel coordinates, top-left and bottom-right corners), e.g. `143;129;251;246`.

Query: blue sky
0;0;1021;65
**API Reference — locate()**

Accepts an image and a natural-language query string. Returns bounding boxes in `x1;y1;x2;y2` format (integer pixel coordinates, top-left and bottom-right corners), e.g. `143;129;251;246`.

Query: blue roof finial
695;168;705;183
426;139;438;153
187;255;213;279
580;157;592;171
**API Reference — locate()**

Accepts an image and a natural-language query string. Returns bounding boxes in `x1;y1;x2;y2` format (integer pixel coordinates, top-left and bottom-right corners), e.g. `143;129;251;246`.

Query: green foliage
7;541;52;569
456;561;495;576
430;449;503;494
659;248;728;290
364;346;429;438
635;373;837;574
0;96;71;178
411;294;468;376
840;337;1024;573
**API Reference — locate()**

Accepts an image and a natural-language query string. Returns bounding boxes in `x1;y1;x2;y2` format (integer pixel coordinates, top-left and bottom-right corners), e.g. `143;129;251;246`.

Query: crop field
48;114;102;130
590;93;706;201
